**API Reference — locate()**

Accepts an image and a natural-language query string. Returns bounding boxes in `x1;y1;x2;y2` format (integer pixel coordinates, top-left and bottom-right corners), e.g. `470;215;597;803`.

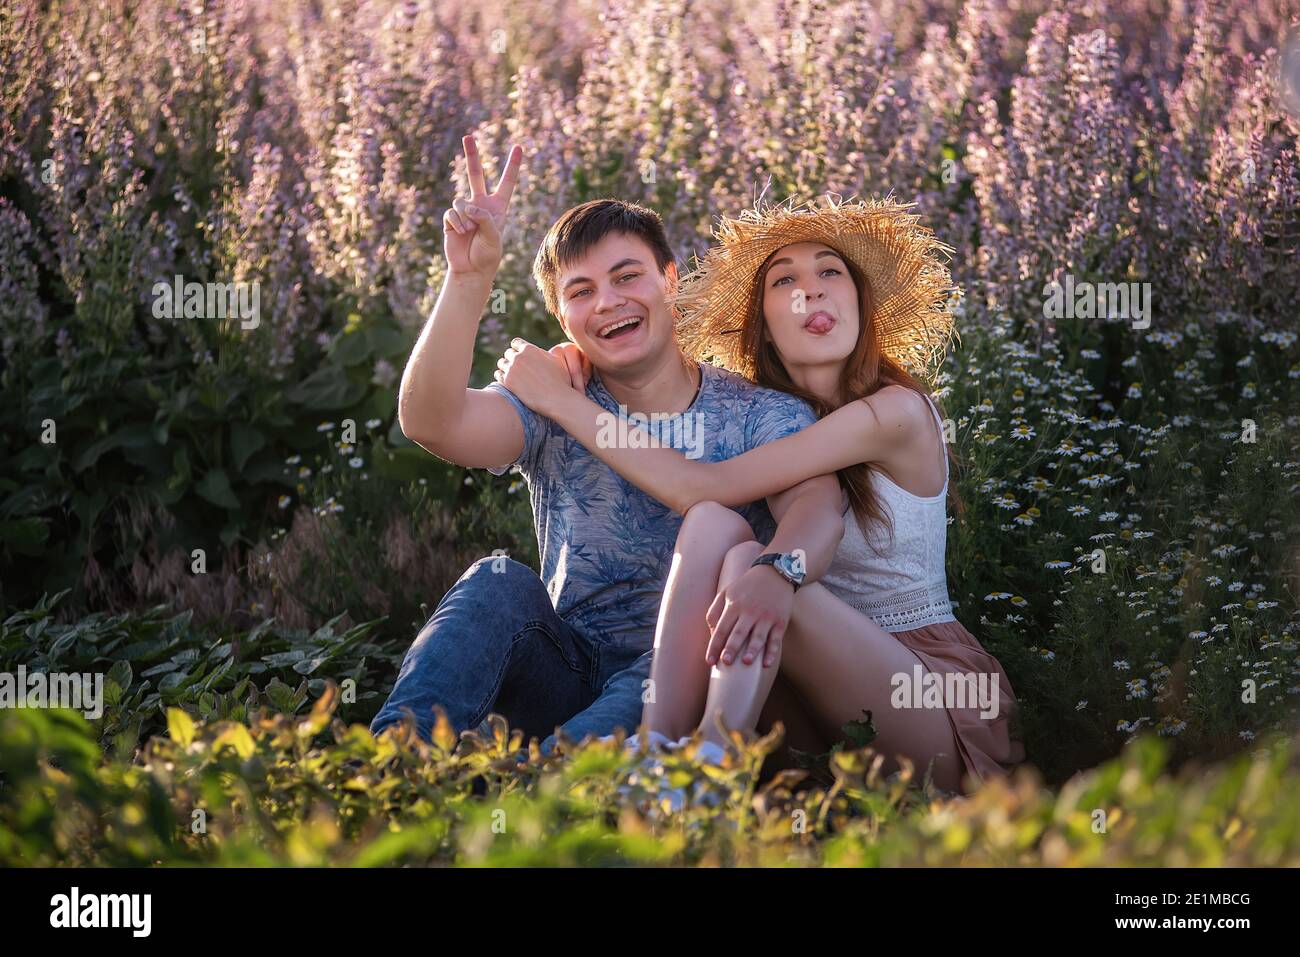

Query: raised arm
398;136;527;469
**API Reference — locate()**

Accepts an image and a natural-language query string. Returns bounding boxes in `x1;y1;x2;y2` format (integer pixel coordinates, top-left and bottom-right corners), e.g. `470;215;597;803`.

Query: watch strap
751;552;802;591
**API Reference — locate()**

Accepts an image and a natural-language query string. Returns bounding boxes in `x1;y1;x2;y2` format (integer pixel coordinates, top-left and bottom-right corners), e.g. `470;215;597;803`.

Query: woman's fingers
548;343;590;392
704;607;732;665
741;621;771;666
763;623;785;668
566;353;584;391
705;591;725;631
719;617;755;666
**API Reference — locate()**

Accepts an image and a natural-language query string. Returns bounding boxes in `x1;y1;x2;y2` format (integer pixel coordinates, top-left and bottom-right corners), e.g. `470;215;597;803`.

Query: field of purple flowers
5;0;1297;367
1;0;1299;864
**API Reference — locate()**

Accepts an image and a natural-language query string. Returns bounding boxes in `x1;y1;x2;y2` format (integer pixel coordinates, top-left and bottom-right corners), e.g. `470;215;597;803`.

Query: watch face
775;553;805;584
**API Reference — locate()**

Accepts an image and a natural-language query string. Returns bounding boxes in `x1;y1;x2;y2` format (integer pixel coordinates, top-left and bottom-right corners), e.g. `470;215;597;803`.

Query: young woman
496;196;1026;794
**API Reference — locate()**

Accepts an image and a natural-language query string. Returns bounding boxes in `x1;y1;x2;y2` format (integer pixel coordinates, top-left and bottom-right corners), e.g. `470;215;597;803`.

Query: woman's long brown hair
742;248;963;549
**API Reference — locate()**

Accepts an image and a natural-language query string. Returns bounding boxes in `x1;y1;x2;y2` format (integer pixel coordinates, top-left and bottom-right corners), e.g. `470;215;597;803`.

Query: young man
369;136;844;754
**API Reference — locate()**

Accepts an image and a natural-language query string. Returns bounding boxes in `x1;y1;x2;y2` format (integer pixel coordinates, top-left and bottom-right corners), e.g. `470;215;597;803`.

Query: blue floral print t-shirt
484;360;817;652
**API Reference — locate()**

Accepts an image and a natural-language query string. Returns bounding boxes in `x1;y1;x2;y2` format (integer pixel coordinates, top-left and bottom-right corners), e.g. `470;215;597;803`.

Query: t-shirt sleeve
483;381;547;476
744;392;818;451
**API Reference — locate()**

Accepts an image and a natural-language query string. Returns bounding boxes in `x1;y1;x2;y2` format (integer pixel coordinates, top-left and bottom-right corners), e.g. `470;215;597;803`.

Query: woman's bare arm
544;384;928;515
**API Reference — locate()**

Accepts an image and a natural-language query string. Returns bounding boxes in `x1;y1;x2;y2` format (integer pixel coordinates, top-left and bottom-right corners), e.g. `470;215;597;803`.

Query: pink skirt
892;618;1027;792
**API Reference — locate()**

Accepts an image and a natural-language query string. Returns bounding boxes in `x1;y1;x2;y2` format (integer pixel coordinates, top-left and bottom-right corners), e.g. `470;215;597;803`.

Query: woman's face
759;241;860;373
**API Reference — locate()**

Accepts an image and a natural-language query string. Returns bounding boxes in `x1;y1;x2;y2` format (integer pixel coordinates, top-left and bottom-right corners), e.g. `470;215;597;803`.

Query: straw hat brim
669;193;958;382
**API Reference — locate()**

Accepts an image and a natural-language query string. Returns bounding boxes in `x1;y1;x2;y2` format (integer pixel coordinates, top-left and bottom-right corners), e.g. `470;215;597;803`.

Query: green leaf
0;517;49;554
357;388;396;425
1;485;54;519
74;431;128;471
230;422;266;472
10;444;53;473
108;659;133;690
264;677;298;712
166;707;196;747
841;710;877;747
195;468;240;509
170;447;192;488
365;322;409;359
373;445;440;483
241;449;296;487
285;364;367;411
213;723;256;759
71;492;107;534
122;436;170;474
158;670;189;693
329;327;373;366
261;650;306;667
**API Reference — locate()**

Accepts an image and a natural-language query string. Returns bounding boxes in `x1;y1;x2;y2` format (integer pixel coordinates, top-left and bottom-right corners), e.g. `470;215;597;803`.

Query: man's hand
704;564;794;670
494;338;581;417
443;135;522;279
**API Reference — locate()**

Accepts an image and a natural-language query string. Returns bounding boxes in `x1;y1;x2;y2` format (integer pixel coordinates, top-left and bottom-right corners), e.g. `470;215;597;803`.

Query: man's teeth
600;318;640;338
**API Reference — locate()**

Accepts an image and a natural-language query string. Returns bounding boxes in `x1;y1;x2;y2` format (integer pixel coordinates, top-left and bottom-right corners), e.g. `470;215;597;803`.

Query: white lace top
817;395;957;633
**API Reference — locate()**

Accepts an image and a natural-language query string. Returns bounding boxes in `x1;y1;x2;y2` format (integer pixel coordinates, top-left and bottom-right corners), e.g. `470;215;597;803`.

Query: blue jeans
370;557;653;754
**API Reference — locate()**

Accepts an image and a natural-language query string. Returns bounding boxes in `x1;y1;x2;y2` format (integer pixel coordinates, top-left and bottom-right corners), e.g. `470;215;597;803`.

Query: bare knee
677;501;754;552
719;539;767;584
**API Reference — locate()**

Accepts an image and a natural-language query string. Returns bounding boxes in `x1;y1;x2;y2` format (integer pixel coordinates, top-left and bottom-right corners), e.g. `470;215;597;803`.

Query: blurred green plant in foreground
1;680;1298;867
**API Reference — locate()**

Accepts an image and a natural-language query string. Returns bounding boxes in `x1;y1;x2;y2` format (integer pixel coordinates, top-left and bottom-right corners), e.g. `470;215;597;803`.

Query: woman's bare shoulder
850;384;932;433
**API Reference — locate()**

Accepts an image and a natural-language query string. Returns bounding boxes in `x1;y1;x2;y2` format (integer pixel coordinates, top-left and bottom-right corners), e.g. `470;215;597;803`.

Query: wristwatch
751;552;806;591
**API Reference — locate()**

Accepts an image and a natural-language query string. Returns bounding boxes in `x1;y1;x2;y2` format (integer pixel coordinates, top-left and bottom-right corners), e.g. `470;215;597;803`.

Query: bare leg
696;540;783;748
690;540;831;775
696;541;965;791
640;502;756;740
778;581;966;792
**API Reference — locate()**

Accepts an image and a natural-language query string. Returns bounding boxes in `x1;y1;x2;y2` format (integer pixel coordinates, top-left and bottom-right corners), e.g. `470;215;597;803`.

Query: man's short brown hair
532;199;675;318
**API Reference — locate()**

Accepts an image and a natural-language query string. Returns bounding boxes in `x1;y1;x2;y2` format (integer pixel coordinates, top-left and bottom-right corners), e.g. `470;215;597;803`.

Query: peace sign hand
444;135;524;279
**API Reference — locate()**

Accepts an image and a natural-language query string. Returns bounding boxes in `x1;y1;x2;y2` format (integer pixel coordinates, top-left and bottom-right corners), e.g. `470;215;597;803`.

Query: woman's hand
548;341;592;392
704;564;793;669
495;338;581;417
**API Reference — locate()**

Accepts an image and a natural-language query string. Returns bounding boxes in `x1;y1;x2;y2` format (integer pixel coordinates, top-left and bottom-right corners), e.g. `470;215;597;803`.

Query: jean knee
460;554;541;588
453;555;549;610
408;556;554;660
602;648;654;701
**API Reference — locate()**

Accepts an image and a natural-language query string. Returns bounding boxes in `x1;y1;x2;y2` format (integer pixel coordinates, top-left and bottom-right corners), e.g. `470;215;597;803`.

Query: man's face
554;232;678;375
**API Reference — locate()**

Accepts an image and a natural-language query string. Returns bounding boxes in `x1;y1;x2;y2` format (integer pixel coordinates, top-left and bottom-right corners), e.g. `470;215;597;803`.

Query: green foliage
2;690;1298;866
940;312;1300;782
0;592;400;757
0;308;462;611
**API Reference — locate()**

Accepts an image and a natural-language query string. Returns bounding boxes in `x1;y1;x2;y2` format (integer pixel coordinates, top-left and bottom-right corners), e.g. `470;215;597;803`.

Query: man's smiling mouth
597;316;643;339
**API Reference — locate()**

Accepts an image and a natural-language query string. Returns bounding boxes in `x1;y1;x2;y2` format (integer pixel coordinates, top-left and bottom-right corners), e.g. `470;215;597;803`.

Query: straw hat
669;193;958;382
